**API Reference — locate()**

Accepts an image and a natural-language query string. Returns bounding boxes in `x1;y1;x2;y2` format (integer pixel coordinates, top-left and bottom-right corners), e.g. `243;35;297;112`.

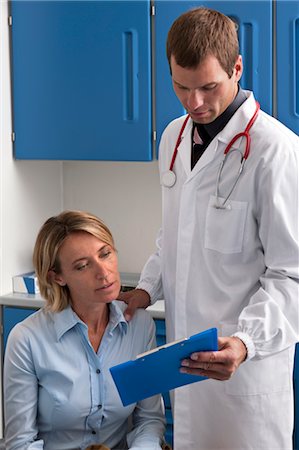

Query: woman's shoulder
6;308;51;342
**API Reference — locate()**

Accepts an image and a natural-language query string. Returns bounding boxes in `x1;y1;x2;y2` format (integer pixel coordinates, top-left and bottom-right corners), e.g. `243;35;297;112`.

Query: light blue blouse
4;301;165;450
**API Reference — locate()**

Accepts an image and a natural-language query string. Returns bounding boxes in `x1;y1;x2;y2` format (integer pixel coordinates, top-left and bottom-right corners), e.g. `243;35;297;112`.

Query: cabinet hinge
150;4;155;16
153;130;157;142
0;324;3;336
11;132;15;142
8;15;12;27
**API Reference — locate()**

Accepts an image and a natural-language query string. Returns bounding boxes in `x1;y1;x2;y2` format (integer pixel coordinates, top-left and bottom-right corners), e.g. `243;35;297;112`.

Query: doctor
119;6;299;450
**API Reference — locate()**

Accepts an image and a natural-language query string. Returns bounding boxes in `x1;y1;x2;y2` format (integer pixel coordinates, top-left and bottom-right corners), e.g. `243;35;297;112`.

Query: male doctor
119;7;299;449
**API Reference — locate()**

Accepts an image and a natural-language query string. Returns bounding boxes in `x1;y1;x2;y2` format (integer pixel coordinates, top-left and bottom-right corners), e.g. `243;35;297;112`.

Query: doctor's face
53;231;121;309
171;54;243;124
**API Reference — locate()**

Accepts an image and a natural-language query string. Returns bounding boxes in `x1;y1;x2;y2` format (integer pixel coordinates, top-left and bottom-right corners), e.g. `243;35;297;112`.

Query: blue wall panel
155;0;272;146
10;0;152;160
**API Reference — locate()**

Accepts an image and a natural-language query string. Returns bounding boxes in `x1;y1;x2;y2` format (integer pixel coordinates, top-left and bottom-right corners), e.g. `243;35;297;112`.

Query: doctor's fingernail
181;359;189;366
190;353;198;361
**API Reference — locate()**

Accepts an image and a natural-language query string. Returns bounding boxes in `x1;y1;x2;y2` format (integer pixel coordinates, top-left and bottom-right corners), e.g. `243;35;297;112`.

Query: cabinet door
3;306;37;349
276;0;299;134
155;0;272;146
10;0;152;161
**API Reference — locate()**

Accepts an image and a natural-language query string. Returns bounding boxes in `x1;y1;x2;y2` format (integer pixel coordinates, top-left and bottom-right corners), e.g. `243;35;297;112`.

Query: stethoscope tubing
163;101;260;196
215;101;260;208
169;114;190;172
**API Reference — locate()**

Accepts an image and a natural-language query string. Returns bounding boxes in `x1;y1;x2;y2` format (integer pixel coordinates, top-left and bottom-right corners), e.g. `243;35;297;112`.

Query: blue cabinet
9;1;298;159
276;1;299;134
3;306;36;348
10;0;152;161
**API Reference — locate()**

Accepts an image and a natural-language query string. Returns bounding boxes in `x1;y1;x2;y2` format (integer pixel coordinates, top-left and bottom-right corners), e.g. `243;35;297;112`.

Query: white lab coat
138;92;299;449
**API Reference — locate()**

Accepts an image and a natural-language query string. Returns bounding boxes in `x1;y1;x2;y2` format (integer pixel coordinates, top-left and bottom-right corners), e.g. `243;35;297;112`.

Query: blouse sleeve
4;324;44;450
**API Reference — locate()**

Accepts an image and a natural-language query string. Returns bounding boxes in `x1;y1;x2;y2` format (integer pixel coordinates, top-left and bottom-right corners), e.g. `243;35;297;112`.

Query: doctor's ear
234;55;243;81
48;269;66;287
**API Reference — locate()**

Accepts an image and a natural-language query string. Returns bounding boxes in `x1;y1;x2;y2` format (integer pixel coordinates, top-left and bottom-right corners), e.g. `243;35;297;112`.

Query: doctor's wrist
232;331;256;361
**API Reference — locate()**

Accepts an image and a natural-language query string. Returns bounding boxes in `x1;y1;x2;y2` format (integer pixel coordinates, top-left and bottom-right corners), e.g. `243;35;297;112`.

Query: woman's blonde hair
33;210;115;312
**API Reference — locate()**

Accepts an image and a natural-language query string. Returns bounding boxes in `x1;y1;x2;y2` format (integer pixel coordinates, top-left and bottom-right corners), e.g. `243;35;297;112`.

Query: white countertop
0;292;165;319
0;272;165;319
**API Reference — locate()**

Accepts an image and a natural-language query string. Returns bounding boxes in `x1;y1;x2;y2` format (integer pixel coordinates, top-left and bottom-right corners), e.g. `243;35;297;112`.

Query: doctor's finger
180;364;230;381
181;357;233;376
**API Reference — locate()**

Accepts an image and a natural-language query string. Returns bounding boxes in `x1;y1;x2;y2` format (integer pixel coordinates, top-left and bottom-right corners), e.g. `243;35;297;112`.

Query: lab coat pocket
221;324;292;396
204;195;248;254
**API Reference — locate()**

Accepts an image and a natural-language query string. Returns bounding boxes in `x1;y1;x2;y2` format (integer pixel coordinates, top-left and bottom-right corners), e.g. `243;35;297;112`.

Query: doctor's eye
203;84;217;91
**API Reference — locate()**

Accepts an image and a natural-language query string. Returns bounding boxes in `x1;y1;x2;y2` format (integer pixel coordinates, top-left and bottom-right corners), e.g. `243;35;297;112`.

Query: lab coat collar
217;91;257;145
51;300;128;341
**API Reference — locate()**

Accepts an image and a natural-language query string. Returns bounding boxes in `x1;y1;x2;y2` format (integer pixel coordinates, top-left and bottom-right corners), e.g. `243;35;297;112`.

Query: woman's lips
96;281;114;291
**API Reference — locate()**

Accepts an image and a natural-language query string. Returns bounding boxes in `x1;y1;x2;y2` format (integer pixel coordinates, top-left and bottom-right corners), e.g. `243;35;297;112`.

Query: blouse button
92;430;96;435
96;369;101;374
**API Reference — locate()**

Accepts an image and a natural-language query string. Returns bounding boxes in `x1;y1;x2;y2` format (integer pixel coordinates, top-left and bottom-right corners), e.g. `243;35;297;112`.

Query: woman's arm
4;324;43;450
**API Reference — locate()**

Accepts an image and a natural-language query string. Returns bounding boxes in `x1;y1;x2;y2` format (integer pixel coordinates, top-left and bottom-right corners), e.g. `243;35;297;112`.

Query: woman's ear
48;269;66;287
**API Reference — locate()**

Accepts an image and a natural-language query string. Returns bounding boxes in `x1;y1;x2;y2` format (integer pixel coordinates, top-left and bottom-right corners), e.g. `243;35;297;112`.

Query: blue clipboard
110;327;218;406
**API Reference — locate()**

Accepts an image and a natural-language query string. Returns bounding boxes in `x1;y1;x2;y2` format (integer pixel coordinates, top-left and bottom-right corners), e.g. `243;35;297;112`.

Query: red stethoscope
162;101;260;208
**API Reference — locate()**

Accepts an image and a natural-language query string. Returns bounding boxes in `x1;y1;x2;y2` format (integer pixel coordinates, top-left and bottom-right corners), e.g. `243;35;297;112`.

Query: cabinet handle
122;30;138;121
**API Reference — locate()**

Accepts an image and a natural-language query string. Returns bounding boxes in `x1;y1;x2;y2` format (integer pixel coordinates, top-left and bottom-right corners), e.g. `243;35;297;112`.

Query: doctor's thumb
124;304;137;322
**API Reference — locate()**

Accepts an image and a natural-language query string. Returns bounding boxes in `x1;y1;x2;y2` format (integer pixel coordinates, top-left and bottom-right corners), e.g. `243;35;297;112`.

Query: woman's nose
95;262;109;280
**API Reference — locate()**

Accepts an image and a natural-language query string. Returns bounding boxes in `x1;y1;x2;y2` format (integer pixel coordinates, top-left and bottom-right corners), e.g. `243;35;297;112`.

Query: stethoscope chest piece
162;170;176;187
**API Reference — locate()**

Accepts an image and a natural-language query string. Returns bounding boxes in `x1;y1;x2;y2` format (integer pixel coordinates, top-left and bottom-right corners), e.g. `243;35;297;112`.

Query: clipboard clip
137;337;188;359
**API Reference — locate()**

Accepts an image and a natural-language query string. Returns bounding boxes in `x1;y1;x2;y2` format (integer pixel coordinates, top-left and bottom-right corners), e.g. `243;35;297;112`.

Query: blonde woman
4;210;165;450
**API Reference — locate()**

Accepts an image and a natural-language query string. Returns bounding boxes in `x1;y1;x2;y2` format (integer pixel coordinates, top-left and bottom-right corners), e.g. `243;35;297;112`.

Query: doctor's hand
180;336;247;381
117;288;151;322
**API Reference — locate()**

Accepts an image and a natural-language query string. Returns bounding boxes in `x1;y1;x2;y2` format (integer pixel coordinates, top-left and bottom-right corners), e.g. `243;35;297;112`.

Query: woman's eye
76;263;88;271
101;250;112;259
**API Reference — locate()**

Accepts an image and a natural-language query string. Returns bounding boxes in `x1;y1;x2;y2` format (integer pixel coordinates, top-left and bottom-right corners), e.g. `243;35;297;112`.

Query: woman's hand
180;336;247;380
117;288;151;321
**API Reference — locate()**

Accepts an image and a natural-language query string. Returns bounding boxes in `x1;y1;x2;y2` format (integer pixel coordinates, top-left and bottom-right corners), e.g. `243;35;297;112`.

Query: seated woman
4;210;165;450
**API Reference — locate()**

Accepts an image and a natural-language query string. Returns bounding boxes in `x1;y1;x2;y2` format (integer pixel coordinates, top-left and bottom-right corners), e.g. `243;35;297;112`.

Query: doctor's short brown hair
166;7;239;78
33;210;115;312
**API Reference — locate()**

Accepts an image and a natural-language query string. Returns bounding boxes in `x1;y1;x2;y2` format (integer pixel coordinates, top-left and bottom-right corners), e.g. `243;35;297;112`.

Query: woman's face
53;231;121;308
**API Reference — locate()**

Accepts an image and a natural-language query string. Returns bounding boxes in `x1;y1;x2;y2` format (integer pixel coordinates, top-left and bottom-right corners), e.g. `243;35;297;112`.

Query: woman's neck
73;302;110;352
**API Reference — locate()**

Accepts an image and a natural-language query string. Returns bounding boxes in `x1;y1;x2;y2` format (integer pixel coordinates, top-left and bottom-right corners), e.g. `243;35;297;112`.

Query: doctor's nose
186;90;204;111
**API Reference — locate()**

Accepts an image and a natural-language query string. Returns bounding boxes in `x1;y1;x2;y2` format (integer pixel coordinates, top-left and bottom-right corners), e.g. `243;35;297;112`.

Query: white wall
0;1;63;296
63;161;162;273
